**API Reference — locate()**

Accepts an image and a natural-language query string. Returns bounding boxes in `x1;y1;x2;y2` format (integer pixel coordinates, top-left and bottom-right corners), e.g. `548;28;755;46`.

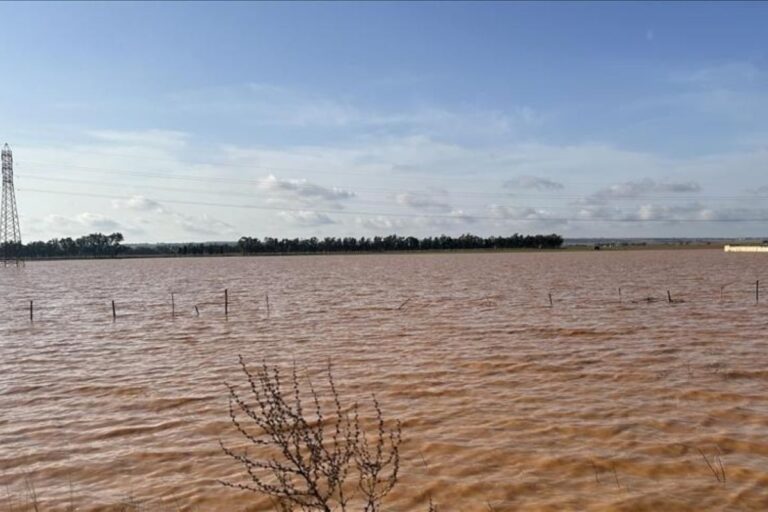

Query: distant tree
19;231;563;259
108;232;125;256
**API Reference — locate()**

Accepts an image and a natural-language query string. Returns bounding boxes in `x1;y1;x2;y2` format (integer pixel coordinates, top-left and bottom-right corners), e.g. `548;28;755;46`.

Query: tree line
237;233;563;254
4;232;563;259
6;233;125;258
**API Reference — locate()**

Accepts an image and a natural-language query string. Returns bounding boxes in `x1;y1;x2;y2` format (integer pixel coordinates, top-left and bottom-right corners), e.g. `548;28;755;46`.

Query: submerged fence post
195;305;200;317
112;300;116;321
667;290;672;304
266;292;270;318
225;289;229;316
757;280;760;305
618;287;622;304
171;292;175;318
548;293;553;308
29;300;33;322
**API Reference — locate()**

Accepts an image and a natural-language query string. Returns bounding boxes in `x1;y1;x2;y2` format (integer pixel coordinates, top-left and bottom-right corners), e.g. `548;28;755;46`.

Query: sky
1;1;768;242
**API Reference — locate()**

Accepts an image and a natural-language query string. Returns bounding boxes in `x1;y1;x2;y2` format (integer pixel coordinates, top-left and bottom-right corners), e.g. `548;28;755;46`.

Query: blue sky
1;1;767;242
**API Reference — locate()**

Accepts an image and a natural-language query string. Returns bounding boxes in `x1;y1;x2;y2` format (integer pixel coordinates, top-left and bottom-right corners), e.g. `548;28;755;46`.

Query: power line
11;145;755;191
21;174;757;209
17;164;768;201
18;187;768;223
12;138;768;196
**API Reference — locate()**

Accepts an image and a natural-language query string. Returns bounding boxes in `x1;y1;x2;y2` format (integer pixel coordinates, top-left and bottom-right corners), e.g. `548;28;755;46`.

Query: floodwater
1;249;768;511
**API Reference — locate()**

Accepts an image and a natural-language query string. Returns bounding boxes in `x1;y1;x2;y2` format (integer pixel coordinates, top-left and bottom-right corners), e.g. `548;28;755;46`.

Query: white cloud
259;174;355;203
590;178;701;200
112;194;234;237
41;214;83;232
34;212;128;237
354;208;476;235
277;210;336;226
490;204;556;221
75;212;122;231
16;122;768;241
112;195;165;213
504;175;564;191
446;209;477;224
175;213;236;236
573;202;768;223
396;191;452;212
356;216;410;232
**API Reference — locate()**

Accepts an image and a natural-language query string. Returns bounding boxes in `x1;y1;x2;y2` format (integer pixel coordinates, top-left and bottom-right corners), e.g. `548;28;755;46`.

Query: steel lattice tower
1;143;22;265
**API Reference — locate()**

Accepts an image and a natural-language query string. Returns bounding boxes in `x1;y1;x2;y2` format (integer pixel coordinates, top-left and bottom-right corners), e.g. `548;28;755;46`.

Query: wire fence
2;278;767;327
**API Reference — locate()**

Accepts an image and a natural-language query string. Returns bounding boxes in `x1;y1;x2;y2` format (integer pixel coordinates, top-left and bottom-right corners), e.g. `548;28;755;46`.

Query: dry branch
220;356;403;511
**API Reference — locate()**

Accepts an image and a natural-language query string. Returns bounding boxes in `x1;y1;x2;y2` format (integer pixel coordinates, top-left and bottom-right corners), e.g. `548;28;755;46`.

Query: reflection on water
1;250;767;510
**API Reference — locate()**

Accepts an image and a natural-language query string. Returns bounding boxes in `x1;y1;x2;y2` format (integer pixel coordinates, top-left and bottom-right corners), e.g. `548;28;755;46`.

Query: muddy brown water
1;250;768;511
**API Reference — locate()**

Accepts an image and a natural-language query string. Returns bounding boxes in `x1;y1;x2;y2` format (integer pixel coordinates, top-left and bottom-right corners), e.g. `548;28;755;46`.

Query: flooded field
1;249;768;511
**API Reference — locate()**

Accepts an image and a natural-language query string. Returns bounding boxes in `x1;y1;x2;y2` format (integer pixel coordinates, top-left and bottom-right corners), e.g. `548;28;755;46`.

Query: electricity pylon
1;143;22;266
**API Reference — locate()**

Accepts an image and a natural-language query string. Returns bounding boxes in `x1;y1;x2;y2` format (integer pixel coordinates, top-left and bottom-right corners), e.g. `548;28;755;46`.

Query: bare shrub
220;356;403;512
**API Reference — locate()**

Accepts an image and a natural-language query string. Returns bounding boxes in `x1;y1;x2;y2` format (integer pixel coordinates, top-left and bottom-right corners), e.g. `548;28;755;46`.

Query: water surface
1;250;767;510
